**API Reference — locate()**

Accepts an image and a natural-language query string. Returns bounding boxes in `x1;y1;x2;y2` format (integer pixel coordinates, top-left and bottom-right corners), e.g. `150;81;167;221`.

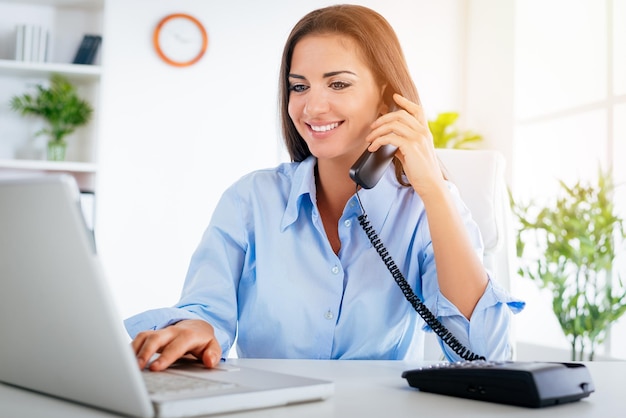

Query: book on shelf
37;26;49;62
14;24;49;63
72;34;102;65
15;25;23;61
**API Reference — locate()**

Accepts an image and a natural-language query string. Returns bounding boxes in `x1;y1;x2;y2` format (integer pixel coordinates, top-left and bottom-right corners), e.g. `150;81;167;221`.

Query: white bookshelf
0;0;103;192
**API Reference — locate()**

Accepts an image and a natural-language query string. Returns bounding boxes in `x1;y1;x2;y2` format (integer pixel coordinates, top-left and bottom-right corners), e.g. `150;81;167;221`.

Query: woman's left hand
365;93;444;197
368;94;488;319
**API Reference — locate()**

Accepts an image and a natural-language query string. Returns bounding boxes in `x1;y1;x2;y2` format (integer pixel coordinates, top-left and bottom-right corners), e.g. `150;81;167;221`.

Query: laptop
0;175;334;418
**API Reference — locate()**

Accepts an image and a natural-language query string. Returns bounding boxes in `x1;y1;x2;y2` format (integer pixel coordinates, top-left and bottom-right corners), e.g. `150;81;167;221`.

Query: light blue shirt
125;156;524;362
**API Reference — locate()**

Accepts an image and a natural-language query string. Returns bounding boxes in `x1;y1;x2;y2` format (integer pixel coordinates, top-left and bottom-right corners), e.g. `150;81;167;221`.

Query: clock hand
173;33;192;43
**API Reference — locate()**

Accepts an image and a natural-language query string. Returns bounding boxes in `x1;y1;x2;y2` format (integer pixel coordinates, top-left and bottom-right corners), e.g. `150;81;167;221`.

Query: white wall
96;0;466;319
463;0;515;182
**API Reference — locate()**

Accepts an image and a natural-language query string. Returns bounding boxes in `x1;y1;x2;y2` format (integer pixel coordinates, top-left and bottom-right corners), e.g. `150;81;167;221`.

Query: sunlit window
513;0;626;359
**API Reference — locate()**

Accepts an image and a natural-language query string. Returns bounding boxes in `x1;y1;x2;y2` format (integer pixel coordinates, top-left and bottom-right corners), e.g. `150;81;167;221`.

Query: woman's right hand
131;319;223;371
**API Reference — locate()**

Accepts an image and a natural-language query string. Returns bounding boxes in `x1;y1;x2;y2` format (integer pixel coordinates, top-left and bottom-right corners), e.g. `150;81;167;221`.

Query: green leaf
428;111;483;149
9;74;93;143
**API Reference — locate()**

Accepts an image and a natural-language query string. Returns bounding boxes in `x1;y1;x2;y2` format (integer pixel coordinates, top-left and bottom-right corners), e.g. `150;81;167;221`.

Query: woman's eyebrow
288;70;357;80
323;70;356;78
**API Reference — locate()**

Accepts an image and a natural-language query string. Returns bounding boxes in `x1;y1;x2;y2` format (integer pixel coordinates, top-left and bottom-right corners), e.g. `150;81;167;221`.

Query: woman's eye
289;84;308;93
329;81;350;90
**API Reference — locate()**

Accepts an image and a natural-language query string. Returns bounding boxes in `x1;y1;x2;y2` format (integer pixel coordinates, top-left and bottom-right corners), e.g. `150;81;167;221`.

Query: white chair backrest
435;148;514;292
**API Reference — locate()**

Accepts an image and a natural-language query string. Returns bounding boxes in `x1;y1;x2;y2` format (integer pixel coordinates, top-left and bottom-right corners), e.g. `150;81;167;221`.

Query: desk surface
1;359;623;417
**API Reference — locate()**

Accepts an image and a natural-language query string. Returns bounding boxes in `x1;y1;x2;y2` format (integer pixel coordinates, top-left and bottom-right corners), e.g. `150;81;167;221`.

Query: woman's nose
303;88;330;116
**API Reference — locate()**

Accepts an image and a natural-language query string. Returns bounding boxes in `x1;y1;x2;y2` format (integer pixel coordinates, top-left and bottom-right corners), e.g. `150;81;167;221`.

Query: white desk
0;359;622;417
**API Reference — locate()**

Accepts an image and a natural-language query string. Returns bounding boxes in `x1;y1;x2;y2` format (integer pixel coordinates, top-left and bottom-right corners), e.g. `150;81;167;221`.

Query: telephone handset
349;144;397;189
349;88;399;189
350;90;484;361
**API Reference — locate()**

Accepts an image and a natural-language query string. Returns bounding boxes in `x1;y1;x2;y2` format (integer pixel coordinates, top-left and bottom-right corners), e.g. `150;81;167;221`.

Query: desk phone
402;360;594;408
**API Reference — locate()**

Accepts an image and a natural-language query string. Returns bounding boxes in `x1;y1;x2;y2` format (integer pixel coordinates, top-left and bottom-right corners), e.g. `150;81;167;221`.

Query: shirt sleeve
123;185;245;355
425;279;525;362
124;307;204;338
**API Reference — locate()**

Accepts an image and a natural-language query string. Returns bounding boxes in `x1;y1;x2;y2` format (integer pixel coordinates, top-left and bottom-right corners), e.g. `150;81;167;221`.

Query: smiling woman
124;4;523;371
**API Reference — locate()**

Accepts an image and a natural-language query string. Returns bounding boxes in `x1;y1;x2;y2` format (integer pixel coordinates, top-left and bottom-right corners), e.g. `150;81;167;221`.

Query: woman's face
287;34;386;163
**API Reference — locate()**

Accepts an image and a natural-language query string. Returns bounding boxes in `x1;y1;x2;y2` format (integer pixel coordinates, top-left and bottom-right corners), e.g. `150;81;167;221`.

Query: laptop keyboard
142;371;236;395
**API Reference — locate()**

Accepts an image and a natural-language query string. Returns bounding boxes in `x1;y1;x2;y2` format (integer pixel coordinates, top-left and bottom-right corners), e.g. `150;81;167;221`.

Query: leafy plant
9;73;93;146
511;167;626;360
429;111;483;149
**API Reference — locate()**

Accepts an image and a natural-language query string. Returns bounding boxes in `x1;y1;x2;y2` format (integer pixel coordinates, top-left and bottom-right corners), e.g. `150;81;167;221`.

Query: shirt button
331;265;340;275
344;219;352;228
324;310;334;320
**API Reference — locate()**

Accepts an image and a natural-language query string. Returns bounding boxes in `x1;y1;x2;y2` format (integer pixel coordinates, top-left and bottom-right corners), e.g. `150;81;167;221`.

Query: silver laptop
0;175;334;418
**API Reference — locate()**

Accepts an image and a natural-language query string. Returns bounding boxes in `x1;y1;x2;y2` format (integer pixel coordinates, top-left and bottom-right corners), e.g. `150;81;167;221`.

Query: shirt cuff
124;307;205;339
124;307;233;359
423;280;525;361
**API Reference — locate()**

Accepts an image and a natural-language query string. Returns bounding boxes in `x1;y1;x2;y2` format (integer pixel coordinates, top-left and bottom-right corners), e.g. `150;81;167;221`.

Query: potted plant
9;73;93;161
511;167;626;360
429;111;483;149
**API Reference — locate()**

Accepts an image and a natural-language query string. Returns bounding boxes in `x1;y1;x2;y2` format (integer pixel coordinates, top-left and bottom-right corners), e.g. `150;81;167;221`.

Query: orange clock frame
153;13;208;67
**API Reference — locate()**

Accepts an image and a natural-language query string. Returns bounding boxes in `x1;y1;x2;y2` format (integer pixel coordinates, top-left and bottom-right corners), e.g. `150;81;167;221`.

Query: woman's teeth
310;122;340;132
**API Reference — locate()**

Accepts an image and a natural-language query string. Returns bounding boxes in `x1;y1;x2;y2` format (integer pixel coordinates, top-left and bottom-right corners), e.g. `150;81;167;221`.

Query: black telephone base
402;360;594;408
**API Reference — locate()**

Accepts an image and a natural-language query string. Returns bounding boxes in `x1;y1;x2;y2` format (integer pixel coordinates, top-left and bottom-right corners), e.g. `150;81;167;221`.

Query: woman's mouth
308;122;342;133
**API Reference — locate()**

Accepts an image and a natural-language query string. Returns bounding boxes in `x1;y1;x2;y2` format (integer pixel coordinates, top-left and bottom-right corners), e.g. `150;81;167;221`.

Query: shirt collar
281;156;317;230
280;156;401;231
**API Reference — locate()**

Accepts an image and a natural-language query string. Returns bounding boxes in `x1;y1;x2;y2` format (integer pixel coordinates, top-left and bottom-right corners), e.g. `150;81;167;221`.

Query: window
512;0;626;358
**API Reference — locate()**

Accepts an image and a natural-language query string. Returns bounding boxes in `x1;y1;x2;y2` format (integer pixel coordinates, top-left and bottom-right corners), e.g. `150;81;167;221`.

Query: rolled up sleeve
124;307;205;339
422;280;525;362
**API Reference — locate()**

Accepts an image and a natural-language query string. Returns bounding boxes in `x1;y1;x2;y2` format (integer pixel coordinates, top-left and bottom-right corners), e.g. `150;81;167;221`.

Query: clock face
154;14;208;67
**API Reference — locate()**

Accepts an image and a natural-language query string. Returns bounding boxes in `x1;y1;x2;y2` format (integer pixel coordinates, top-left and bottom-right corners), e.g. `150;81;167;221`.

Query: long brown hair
278;4;420;184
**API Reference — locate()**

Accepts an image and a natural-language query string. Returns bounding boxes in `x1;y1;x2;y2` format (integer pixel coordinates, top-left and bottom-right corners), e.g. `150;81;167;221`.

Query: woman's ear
379;84;390;114
379;101;389;115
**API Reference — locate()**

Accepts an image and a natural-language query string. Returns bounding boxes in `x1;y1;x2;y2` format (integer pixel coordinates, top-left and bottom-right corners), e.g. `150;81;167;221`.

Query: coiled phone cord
355;190;485;361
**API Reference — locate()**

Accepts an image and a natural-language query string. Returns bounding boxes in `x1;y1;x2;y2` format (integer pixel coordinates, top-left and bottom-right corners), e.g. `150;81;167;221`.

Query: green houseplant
9;73;93;161
511;167;626;360
429;111;483;149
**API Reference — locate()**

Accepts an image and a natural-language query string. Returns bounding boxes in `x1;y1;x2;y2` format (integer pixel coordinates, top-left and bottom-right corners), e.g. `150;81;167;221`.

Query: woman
127;4;524;371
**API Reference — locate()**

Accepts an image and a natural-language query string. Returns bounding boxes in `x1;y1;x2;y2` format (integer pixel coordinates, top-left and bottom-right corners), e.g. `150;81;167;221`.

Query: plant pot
47;141;67;161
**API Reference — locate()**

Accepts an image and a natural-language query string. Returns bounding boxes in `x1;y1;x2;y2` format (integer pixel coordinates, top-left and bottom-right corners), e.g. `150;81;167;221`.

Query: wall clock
153;13;208;67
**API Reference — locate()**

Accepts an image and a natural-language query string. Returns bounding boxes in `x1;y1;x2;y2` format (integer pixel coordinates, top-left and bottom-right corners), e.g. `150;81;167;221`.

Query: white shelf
0;59;101;81
0;0;102;8
0;159;97;173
